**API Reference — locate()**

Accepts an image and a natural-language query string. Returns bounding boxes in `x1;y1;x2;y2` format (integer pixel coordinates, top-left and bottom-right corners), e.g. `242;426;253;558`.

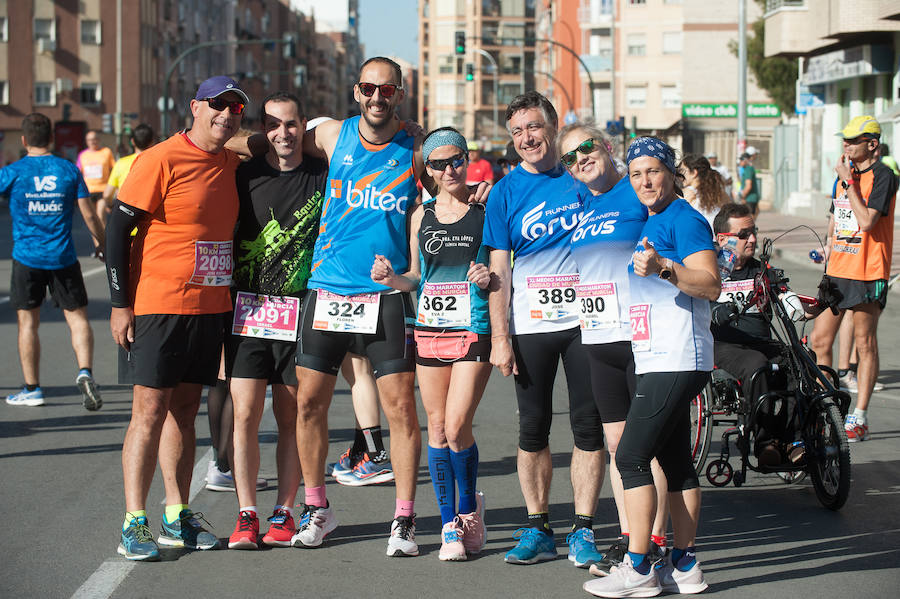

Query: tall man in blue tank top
484;91;607;565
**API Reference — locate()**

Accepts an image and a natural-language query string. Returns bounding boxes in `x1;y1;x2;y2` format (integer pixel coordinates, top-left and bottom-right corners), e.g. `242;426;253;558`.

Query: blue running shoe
329;446;363;477
117;515;160;561
335;453;395;486
504;527;557;564
6;386;44;407
158;509;219;550
567;528;604;568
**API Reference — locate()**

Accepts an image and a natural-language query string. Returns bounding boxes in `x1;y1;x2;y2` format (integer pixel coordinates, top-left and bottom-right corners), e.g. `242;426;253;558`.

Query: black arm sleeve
106;200;149;308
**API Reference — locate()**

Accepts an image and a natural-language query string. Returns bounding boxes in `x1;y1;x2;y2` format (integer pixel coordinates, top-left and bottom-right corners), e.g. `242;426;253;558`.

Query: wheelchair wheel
806;400;851;510
775;470;807;485
691;382;714;475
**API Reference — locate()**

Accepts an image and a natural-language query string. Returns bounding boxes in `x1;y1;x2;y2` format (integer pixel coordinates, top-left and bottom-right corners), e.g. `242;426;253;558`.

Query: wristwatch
841;179;852;190
658;258;674;280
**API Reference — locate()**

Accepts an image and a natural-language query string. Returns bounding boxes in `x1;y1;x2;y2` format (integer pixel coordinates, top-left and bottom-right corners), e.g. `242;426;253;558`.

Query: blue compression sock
628;551;651;575
428;445;456;525
450;442;479;515
671;546;697;571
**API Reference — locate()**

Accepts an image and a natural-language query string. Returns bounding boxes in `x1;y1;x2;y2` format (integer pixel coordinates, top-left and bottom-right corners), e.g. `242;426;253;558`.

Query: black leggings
616;371;709;491
586;341;636;423
512;327;603;452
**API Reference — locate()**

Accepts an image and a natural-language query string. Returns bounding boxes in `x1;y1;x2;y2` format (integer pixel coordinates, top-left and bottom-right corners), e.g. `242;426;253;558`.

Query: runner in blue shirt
2;113;105;410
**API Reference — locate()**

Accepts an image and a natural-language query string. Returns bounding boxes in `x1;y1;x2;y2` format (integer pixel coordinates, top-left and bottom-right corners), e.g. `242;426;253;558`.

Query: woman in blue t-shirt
371;127;491;562
584;138;719;598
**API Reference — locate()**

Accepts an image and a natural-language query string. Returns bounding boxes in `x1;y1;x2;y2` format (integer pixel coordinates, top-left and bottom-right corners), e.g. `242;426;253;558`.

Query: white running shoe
6;386;44;407
76;371;103;411
386;515;419;557
291;504;338;547
438;519;467;561
205;461;267;491
658;557;708;594
583;554;661;598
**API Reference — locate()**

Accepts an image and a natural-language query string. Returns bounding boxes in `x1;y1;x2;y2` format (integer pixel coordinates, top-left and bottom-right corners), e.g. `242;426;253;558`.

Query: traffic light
630;116;637;139
455;32;466;55
465;63;474;82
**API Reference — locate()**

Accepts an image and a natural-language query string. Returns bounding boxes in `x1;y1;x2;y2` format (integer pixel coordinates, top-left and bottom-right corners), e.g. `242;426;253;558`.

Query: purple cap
194;76;250;104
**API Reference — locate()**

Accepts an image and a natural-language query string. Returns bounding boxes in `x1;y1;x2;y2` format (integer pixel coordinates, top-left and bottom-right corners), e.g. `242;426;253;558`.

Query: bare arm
488;248;517;376
835;154;881;231
633;238;720;301
304;118;341;161
370;206;423;292
101;183;117;207
224;132;269;159
77;195;105;249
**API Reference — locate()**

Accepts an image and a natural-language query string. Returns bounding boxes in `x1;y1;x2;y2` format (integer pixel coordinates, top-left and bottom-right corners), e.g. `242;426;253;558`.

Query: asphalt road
1;209;899;598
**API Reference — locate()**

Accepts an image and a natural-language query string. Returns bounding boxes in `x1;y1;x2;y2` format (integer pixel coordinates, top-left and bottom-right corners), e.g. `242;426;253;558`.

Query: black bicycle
690;237;852;510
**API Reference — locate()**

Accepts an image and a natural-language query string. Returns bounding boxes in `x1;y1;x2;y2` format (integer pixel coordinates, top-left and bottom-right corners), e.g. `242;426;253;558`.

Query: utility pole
473;48;499;141
115;0;122;138
737;0;747;155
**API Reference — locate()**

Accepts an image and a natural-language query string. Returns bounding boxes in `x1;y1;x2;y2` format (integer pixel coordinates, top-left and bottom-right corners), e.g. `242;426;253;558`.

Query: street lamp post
473;48;499;141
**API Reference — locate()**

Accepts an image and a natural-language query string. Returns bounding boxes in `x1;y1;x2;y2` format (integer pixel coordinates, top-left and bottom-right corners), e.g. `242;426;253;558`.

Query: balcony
578;1;613;29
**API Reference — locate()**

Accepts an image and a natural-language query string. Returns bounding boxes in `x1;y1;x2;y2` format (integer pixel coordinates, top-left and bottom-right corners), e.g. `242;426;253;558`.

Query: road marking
70;393;273;599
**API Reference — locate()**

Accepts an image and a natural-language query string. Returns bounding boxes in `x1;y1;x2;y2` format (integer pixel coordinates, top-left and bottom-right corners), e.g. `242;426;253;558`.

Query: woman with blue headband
584;137;719;598
371;126;492;561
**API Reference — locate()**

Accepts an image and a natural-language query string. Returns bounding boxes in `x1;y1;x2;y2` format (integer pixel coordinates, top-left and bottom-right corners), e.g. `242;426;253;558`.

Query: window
35;82;55;106
626;86;647;108
661;85;681;108
0;17;8;42
34;18;55;41
662;32;682;54
79;83;101;105
627;34;646;57
0;81;8;105
629;0;646;4
81;20;101;45
435;80;464;105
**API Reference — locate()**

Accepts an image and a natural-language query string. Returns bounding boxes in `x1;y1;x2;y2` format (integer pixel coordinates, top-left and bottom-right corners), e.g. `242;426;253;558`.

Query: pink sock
305;485;327;508
394;499;415;519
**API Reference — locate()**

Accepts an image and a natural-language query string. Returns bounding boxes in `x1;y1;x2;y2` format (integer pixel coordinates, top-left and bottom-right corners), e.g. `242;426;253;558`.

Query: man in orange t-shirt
811;115;897;443
77;130;116;250
104;76;248;561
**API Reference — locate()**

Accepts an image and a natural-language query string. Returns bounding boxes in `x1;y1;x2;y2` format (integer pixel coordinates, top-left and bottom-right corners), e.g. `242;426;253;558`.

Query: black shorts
297;291;415;379
10;259;88;310
225;333;298;385
119;313;227;388
89;192;103;202
414;327;491;367
585;341;636;423
826;275;888;310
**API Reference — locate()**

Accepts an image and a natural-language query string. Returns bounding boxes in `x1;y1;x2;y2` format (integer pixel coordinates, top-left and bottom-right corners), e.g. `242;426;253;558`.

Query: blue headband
626;137;676;173
423;129;468;163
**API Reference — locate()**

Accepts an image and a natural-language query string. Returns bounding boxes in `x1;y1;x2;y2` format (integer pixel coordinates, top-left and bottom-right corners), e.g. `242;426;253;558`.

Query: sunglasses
202;97;245;115
560;138;598;167
426;153;466;172
842;136;873;146
357;82;402;98
721;226;758;240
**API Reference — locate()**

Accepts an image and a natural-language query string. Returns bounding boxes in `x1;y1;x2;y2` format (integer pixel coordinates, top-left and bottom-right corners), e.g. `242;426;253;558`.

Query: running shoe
204;461;268;491
567;528;604;568
844;414;869;442
590;537;628;576
291;504;337;548
158;509;219;550
5;386;44;407
117;515;160;561
458;490;486;554
504;527;557;565
649;541;668;566
262;508;296;547
658;556;708;594
583;554;662;598
386;515;419;557
335;453;395;486
329;446;363;477
840;372;884;394
228;511;259;550
76;370;103;411
439;519;467;561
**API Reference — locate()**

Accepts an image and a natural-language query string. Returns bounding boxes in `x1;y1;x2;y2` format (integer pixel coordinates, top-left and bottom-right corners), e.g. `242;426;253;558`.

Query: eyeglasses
721;226;758;240
426;153;466;171
202;97;245;115
357;82;402;98
560;138;598;167
842;136;872;146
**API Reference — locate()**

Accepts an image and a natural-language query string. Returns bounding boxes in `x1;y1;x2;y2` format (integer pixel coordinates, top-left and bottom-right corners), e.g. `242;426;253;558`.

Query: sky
358;0;419;65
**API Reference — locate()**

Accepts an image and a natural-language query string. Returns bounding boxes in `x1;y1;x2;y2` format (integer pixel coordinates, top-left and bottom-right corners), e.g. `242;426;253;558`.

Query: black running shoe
589;537;628;577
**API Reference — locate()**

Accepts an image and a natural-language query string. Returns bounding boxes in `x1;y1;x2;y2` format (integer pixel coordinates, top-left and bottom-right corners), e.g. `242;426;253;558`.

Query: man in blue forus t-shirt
483;91;607;567
1;113;105;410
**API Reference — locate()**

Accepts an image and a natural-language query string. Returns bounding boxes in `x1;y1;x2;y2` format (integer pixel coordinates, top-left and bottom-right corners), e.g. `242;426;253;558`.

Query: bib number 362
417;281;471;328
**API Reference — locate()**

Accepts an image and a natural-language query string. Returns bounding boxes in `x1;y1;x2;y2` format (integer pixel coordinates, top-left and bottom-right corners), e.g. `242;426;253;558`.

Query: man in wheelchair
710;203;801;467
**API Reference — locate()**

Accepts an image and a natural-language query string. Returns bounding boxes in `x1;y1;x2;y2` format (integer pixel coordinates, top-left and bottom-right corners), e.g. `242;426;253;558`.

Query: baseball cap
839;115;881;139
704;151;717;159
467;141;480;151
194;76;250;104
745;146;758;156
739;152;751;160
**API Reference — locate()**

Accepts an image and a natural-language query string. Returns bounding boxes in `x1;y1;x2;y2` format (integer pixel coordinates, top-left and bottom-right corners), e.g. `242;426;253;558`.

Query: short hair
358;56;403;85
556;120;612;160
259;91;306;126
505;91;558;131
22;113;52;148
130;124;155;150
85;129;100;138
713;202;752;234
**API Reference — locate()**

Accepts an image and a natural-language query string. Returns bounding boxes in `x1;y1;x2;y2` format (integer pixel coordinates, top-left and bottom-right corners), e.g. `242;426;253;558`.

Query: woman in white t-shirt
680;153;730;233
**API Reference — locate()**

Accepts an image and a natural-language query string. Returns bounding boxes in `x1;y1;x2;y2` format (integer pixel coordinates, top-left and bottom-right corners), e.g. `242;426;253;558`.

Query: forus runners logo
521;202;581;241
571;210;617;242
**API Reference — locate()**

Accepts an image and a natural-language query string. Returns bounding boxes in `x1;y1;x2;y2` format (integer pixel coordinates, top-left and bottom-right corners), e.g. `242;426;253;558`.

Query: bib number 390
312;290;380;334
576;282;619;330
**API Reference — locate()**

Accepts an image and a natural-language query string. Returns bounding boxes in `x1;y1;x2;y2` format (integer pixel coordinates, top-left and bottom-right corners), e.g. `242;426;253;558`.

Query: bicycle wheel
691;382;714;474
806;400;851;510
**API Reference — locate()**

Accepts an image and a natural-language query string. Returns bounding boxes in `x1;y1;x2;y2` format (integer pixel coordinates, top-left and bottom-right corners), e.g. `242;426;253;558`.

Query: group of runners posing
104;57;716;598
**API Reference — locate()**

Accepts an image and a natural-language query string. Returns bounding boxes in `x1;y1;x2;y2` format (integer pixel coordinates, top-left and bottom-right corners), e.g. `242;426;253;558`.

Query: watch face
659;268;672;280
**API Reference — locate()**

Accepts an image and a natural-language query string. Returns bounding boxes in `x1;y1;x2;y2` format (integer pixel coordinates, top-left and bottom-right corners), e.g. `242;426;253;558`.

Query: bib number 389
527;273;579;320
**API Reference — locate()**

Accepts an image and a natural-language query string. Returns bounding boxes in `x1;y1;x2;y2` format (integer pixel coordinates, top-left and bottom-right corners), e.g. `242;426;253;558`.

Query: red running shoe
262;508;296;547
228;510;259;550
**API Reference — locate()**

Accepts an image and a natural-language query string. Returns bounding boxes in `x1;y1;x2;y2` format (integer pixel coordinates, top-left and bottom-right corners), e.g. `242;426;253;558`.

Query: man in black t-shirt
225;92;328;550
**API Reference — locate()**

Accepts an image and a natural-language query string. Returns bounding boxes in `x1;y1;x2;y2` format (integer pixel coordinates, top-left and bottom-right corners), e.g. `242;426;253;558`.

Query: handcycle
690;237;852;510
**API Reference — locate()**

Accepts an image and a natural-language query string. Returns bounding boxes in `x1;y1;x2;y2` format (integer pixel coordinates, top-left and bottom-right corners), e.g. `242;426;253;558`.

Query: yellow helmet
839;115;881;139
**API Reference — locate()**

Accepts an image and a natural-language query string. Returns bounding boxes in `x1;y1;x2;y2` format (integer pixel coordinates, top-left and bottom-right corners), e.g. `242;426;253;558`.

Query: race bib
312;290;381;334
527;273;579;320
232;292;300;342
717;279;758;313
629;304;651;352
417;281;471;328
833;195;860;238
576;282;619;330
83;163;103;180
189;240;232;286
